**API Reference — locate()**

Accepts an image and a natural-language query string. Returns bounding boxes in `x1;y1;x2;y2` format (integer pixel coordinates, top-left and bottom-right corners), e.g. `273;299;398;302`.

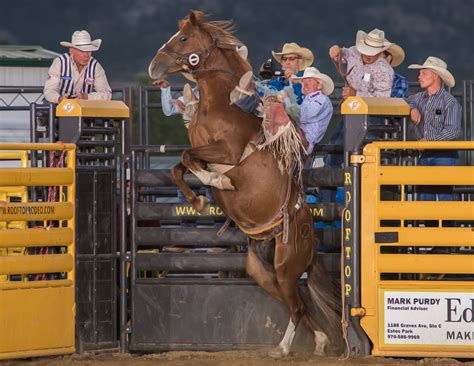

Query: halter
159;33;241;79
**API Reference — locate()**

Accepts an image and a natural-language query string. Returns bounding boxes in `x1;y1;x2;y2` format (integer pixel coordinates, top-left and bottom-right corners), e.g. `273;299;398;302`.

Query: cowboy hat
356;29;393;56
60;30;102;52
408;56;455;87
385;43;405;67
293;67;335;95
182;44;248;83
272;42;314;71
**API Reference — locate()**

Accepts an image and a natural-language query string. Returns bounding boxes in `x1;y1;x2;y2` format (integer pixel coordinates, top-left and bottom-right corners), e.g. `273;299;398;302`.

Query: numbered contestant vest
58;53;98;98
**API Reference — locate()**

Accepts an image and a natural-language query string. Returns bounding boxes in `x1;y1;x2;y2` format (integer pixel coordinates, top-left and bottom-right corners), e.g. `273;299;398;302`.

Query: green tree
132;73;189;146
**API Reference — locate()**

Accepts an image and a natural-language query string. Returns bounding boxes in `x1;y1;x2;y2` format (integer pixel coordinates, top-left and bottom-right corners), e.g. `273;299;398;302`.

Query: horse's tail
306;253;344;354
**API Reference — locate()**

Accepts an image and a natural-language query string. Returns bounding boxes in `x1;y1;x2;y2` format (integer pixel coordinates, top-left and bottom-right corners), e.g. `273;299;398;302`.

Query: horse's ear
188;10;204;26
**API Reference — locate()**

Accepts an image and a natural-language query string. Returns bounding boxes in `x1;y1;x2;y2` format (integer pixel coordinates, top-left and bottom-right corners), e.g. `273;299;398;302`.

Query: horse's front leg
182;140;244;168
171;161;208;212
181;140;245;193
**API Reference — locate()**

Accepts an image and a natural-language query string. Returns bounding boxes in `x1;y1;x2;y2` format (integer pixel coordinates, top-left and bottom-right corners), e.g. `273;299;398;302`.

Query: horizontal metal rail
134;226;340;248
378;254;474;274
0;167;74;186
377;201;473;220
0;227;73;248
135;168;346;188
376;166;474;185
135;252;340;273
130;144;344;154
0;202;74;221
76;140;116;148
0;254;74;275
135;202;343;222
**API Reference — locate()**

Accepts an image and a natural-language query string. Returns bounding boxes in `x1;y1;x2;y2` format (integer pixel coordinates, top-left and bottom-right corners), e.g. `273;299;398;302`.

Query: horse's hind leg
247;239;284;302
247;217;324;358
301;312;330;356
247;240;296;358
271;206;319;357
304;255;343;356
171;162;208;211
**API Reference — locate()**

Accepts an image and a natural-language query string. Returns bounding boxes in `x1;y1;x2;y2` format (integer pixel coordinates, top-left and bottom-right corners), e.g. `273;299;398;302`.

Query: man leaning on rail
407;56;463;202
44;30;112;103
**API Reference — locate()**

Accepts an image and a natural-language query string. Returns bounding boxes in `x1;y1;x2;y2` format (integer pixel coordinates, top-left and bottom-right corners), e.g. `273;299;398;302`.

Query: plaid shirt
391;73;409;98
408;87;462;141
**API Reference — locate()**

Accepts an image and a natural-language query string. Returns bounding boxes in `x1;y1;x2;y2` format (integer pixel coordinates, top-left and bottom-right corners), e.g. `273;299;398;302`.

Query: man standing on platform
408;56;463;201
44;30;111;103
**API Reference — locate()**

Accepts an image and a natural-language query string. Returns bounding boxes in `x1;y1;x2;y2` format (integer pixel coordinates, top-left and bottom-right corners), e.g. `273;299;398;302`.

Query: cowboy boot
182;83;199;123
229;70;255;105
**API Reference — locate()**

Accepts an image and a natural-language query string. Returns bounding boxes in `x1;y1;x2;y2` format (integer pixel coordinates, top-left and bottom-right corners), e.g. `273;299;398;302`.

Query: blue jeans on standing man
418;151;459;201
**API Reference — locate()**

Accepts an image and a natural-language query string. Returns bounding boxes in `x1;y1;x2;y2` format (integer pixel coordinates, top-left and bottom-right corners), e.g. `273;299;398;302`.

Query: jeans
235;94;261;114
418;151;459;201
366;115;385;140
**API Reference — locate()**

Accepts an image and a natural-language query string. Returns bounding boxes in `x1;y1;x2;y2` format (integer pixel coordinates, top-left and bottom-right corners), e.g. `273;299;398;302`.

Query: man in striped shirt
44;30;111;104
407;56;462;201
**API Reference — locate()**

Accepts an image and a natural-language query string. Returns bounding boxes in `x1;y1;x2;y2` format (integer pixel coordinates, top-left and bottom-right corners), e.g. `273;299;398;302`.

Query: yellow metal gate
359;141;474;357
0;143;76;360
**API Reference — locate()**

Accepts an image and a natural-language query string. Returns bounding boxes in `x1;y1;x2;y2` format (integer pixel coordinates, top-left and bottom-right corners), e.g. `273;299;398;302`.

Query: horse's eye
180;36;187;42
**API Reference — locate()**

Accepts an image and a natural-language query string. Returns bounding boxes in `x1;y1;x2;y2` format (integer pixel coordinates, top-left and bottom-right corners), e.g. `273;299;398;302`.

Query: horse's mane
181;10;244;47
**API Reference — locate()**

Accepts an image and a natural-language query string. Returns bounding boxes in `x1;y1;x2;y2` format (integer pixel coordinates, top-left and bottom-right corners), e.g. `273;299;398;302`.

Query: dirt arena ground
2;351;474;366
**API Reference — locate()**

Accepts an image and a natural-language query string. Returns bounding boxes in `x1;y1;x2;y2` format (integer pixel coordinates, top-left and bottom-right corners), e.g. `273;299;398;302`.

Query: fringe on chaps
256;96;306;182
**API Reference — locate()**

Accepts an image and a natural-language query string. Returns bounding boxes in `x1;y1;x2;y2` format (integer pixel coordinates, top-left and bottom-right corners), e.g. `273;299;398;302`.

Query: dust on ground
2;351;473;366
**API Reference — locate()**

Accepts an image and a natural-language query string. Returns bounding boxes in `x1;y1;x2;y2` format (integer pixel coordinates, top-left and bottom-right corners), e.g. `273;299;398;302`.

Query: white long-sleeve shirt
44;56;112;103
160;86;200;116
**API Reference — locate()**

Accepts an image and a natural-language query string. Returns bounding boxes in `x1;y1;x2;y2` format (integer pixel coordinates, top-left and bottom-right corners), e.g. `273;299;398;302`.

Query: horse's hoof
313;349;326;357
313;331;328;356
192;195;209;213
217;175;235;190
268;346;288;359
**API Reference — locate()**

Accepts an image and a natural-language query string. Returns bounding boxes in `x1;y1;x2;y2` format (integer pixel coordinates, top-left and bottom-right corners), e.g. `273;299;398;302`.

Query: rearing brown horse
148;10;342;357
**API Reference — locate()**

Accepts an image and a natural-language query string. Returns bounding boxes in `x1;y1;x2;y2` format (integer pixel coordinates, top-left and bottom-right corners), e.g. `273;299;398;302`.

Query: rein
331;55;354;87
331;54;355;105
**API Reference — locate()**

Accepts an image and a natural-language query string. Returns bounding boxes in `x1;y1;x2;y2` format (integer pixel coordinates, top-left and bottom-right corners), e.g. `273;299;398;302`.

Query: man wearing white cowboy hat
230;42;314;113
281;67;334;155
44;30;111;103
329;28;394;98
407;56;462;201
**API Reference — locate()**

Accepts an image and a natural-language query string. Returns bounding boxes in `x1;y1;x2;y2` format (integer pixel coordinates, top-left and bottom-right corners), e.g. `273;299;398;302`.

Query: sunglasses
281;56;301;62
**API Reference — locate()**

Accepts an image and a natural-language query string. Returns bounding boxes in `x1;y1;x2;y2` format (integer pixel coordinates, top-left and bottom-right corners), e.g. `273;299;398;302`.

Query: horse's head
148;10;248;80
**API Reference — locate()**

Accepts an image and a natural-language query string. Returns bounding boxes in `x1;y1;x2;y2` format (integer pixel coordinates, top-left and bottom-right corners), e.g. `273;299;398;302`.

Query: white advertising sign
384;291;474;346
